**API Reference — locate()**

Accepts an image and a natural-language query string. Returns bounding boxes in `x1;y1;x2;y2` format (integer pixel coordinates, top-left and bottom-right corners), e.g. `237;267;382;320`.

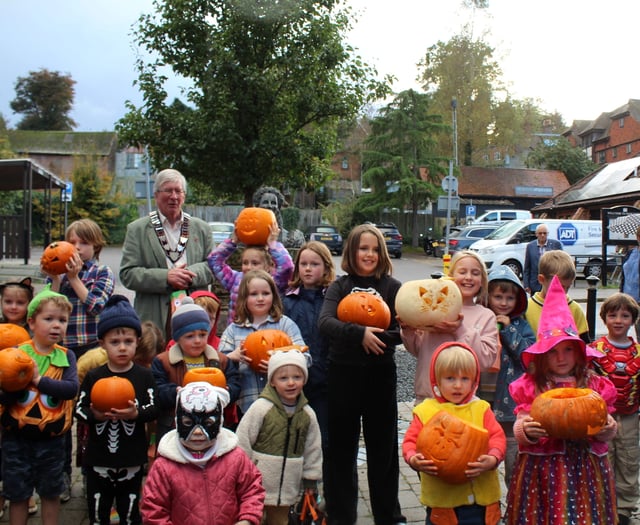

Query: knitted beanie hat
98;295;142;339
267;349;309;384
171;297;211;341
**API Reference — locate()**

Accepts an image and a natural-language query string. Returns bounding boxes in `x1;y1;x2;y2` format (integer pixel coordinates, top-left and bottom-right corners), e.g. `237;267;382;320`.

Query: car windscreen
484;220;526;240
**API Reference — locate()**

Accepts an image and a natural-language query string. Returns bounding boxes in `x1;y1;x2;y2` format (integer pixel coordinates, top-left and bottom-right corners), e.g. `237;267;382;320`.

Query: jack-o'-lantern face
4;385;73;437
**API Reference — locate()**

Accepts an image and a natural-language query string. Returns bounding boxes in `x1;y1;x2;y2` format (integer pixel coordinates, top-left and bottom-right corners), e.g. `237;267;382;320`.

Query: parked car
305;224;343;255
447;224;500;255
208;222;235;246
472;209;531;225
374;223;403;258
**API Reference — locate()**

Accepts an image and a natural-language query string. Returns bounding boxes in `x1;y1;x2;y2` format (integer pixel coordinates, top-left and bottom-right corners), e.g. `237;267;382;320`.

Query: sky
2;0;639;132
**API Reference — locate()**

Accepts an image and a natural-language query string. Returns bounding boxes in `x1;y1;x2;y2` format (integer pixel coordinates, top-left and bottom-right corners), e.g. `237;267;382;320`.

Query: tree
117;0;390;205
418;28;502;165
526;137;597;185
361;90;448;246
10;69;76;130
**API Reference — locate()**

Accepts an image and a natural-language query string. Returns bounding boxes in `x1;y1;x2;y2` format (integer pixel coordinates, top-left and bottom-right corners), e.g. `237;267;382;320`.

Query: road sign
437;196;459;211
62;182;73;202
466;205;476;217
441;175;458;193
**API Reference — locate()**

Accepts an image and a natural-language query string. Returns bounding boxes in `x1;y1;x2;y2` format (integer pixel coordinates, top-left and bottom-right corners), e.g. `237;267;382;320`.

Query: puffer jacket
236;384;322;506
141;429;264;525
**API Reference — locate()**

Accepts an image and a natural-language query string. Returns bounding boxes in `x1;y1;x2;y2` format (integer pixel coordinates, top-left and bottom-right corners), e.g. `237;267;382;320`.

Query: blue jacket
488;265;535;422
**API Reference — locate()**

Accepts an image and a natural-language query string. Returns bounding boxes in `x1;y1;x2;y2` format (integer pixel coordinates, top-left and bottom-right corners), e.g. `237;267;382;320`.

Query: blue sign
557;223;578;245
62;182;73;203
466;205;476;217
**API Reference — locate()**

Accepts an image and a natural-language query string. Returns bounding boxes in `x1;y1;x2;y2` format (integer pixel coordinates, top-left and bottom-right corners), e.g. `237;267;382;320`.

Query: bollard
585;275;599;342
442;253;451;275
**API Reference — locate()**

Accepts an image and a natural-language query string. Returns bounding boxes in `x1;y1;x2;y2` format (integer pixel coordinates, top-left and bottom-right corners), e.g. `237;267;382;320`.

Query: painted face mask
176;382;225;447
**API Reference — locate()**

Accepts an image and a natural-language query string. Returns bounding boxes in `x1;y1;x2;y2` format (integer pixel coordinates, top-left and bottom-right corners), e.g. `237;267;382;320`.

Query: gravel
395;345;417;403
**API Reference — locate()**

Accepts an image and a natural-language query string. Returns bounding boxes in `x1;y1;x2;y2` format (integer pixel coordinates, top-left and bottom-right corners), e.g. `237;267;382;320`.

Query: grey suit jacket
119;213;214;332
523;238;563;292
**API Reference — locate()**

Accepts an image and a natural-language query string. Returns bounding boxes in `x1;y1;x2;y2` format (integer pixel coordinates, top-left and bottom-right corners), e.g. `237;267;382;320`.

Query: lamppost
451;98;458;167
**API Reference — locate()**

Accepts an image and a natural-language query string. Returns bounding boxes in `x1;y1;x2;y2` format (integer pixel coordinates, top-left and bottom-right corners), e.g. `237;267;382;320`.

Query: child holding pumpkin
317;223;406;525
236;349;322;525
401;249;499;403
591;293;640;525
75;295;158;525
218;269;305;418
0;285;77;525
207;221;293;327
505;275;618;525
402;341;506;525
152;298;241;442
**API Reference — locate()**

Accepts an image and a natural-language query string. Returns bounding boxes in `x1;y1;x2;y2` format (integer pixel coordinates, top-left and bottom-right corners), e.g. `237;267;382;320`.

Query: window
126;153;142;169
493;151;501;161
619;117;625;128
598;151;606;163
135;181;150;198
627;143;633;154
612;147;618;159
341;157;349;170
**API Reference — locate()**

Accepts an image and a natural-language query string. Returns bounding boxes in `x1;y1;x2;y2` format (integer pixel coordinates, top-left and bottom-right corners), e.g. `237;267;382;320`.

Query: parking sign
466;205;476;217
62;182;73;202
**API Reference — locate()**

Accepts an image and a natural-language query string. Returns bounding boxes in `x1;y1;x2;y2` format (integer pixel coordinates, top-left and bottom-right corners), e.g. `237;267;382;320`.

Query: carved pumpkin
416;410;489;484
90;376;136;412
243;329;293;372
183;367;227;389
0;324;30;350
337;291;391;330
0;347;34;391
395;278;462;329
235;207;277;245
40;240;77;275
530;387;608;439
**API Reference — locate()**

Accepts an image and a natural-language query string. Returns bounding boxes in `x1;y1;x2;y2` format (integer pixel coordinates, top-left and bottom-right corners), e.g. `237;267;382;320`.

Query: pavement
0;247;634;523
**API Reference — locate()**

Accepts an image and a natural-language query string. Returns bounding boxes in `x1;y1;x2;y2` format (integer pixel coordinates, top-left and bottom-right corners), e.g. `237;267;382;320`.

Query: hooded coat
487;265;536;422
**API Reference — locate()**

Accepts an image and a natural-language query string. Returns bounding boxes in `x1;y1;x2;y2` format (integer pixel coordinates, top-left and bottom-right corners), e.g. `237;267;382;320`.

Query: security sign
557;223;578;246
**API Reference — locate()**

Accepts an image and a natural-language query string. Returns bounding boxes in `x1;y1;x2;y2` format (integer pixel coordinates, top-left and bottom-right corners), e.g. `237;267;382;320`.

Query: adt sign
557;223;578;246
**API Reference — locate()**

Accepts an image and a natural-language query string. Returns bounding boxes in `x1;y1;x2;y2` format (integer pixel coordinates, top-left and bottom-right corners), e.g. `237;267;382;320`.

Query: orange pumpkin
530;387;608;439
183;367;227;389
0;324;30;350
40;240;77;275
395;278;462;329
235;207;277;245
90;376;136;412
0;347;34;391
243;329;293;372
416;410;489;484
337;291;391;329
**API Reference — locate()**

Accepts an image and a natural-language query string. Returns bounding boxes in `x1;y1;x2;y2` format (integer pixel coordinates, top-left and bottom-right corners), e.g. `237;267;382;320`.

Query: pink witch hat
521;275;600;368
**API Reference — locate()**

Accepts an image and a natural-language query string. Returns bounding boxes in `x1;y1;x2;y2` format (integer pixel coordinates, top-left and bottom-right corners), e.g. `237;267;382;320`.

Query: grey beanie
98;295;142;339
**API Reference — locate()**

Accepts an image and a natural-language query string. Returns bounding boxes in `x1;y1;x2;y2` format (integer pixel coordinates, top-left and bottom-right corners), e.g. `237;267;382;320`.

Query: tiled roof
7;130;117;156
458;166;569;198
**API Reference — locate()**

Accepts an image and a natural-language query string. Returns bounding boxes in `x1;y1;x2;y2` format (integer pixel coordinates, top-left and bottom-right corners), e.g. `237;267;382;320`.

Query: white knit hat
267;349;309;384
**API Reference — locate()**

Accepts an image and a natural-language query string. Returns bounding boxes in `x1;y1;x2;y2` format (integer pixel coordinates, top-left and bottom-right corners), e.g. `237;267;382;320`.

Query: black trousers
86;465;143;525
325;359;405;525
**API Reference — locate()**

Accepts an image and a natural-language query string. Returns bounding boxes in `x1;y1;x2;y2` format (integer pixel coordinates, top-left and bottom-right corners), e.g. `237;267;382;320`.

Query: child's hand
64;252;84;279
522;415;547;440
107;400;139;421
227;345;245;363
396;316;421;333
595;414;617;440
428;314;463;334
30;359;41;387
465;454;498;478
408;453;437;475
495;314;510;327
362;327;385;355
90;404;109;421
267;223;281;245
257;359;269;374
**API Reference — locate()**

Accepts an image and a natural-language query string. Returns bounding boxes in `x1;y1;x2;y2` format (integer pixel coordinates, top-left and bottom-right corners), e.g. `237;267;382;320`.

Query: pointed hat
521;275;599;368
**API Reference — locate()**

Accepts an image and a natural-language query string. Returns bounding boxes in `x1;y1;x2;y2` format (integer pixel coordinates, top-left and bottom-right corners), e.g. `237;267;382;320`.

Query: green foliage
10;69;76;131
281;207;300;232
0;115;16;159
526;137;597;185
116;0;390;205
320;196;357;237
361;90;447;246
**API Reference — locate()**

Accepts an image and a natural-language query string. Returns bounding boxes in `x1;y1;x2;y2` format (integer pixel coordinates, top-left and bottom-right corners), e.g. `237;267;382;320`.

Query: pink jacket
141;430;265;525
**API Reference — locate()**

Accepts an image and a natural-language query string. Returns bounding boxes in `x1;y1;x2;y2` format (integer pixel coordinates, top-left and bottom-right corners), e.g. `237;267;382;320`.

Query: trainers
60;472;71;503
28;496;38;515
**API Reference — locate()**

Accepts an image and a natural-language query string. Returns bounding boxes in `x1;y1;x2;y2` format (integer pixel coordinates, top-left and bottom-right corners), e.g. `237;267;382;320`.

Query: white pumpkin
395;278;462;329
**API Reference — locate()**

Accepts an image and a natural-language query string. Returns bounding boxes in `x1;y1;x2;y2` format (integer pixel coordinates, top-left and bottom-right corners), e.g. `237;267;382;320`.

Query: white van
472;209;531;225
469;219;612;279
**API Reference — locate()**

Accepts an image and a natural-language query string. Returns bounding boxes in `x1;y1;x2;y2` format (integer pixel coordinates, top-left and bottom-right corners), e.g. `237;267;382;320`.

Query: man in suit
523;223;563;294
119;169;213;337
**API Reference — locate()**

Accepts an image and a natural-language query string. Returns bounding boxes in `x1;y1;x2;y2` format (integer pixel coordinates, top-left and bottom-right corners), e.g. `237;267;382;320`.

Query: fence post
586;275;600;341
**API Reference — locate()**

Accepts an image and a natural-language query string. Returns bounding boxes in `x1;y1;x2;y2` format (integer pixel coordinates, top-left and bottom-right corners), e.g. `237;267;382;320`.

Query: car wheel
396;251;402;259
505;259;522;280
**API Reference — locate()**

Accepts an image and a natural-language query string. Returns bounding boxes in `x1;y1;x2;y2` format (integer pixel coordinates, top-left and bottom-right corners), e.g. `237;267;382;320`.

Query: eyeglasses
157;188;185;196
537;231;548;235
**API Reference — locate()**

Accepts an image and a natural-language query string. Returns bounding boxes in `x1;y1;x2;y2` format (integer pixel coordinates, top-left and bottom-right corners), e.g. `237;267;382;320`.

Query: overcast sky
2;0;639;131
